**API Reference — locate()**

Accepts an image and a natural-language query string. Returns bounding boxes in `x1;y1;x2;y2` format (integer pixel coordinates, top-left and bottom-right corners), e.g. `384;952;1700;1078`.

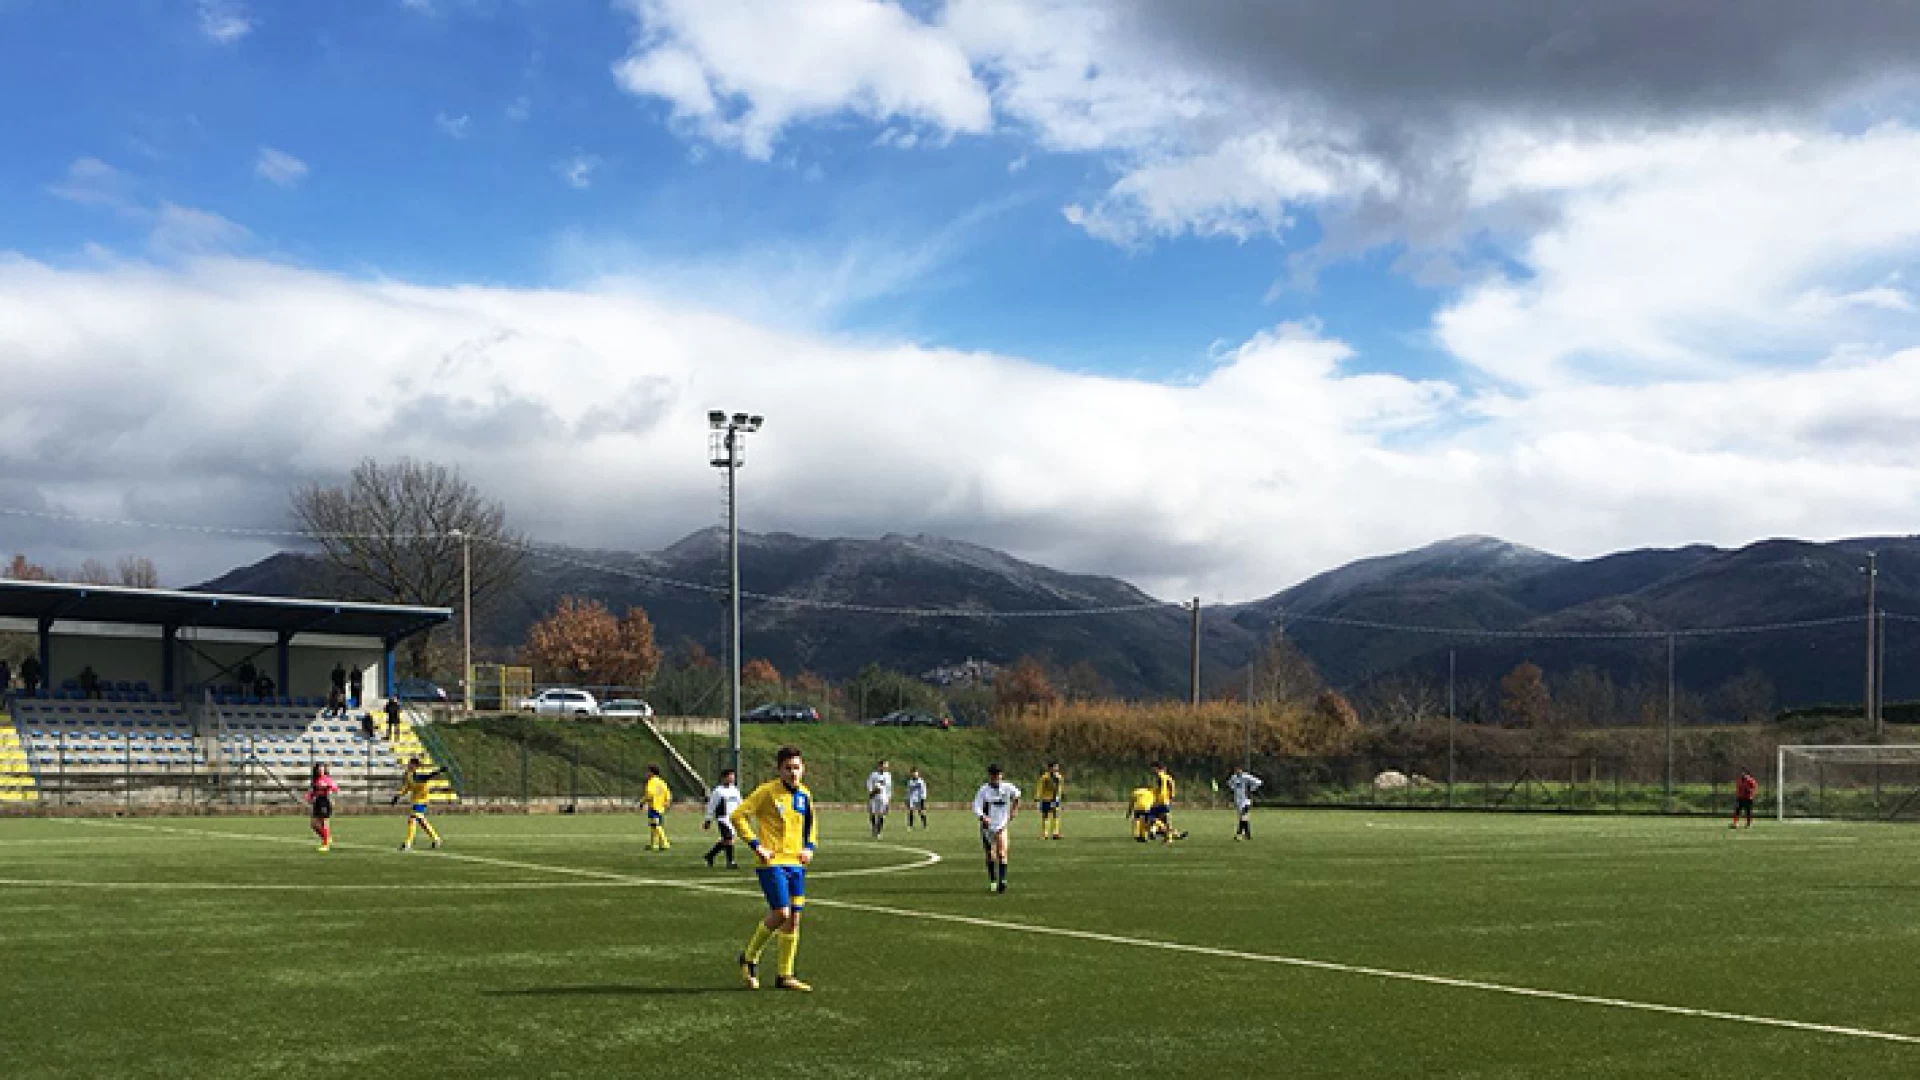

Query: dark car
742;702;821;724
391;678;449;703
867;710;951;729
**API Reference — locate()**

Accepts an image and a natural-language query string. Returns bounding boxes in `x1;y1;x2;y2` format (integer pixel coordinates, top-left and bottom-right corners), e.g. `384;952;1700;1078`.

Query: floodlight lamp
747;415;763;430
708;410;726;428
732;412;750;425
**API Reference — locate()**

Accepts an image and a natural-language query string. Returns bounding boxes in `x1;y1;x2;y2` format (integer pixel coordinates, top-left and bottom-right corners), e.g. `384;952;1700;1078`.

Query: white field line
49;819;1920;1048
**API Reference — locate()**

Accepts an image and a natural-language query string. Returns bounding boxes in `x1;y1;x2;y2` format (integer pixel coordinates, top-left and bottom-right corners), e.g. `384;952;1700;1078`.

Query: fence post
569;743;579;813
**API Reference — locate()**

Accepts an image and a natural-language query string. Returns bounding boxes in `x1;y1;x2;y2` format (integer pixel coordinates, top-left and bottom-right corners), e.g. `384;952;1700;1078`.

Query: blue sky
1;0;1433;383
2;1;1919;598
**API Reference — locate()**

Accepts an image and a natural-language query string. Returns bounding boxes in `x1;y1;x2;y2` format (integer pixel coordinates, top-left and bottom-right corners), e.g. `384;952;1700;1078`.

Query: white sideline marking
53;820;1920;1048
0;877;647;892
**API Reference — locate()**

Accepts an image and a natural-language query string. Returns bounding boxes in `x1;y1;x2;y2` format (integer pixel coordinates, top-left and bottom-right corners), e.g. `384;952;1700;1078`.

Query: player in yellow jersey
390;756;444;851
729;746;818;992
643;765;673;850
1036;762;1065;839
1148;762;1186;843
1127;785;1156;842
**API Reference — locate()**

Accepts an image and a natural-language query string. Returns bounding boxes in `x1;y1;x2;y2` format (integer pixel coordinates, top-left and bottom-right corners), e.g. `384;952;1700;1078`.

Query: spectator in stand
361;711;377;741
0;658;10;696
235;660;258;694
254;673;275;700
385;695;403;741
347;666;364;708
330;662;347;701
19;655;41;695
78;665;101;699
325;686;346;718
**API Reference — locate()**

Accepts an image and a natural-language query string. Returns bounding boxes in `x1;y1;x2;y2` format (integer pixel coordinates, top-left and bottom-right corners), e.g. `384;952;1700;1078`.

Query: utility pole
1866;551;1879;737
451;528;471;715
1189;597;1201;709
1665;633;1675;813
1446;649;1456;810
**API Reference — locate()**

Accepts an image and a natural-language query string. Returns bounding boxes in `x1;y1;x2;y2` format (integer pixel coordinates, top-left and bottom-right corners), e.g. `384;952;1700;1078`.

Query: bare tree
117;556;158;588
1359;672;1444;727
291;458;528;670
1246;632;1324;707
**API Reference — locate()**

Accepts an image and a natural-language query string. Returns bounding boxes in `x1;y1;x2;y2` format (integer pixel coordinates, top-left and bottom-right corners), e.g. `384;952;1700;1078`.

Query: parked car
742;702;821;724
517;688;601;716
391;678;449;703
602;698;655;719
867;710;951;729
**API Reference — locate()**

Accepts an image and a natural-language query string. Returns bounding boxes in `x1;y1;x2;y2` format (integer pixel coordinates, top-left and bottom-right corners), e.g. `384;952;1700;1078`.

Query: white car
517;688;601;716
602;698;655;719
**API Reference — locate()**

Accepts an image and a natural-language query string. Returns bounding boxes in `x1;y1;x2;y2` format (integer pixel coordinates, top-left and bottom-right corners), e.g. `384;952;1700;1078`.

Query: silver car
516;688;602;716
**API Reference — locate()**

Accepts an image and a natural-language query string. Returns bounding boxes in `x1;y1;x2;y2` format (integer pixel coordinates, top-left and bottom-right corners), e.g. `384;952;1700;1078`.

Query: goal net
1776;745;1920;822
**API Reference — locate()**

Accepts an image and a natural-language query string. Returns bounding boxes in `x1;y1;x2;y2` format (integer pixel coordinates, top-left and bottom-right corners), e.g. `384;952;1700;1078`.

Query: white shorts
868;797;890;815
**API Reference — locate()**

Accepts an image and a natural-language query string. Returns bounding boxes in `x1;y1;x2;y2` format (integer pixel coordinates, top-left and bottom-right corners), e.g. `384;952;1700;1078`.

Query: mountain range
200;530;1920;710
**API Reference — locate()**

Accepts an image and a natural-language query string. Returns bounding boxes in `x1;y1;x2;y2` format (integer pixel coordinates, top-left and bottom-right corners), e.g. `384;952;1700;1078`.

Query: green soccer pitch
3;808;1919;1078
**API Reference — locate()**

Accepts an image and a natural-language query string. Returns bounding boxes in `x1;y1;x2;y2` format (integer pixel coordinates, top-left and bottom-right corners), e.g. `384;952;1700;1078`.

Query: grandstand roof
0;579;450;640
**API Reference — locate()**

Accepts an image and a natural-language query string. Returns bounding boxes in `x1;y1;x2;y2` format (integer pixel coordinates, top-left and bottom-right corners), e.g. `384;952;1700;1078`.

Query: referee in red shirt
1732;769;1758;829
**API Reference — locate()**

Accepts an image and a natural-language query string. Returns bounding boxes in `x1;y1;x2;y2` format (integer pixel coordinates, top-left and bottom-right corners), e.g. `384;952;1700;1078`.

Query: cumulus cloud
555;153;600;190
254;147;308;187
197;0;253;44
2;256;1918;598
435;112;472;139
612;0;991;160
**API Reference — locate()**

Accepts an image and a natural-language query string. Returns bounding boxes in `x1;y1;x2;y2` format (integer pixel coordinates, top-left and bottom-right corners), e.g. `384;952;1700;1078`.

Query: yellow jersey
1128;787;1155;813
644;776;672;811
398;769;440;805
1151;770;1175;806
1037;771;1064;801
730;778;818;867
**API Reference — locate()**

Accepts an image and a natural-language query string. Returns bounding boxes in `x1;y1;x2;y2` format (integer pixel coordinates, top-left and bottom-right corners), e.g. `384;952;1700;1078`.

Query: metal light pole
709;410;763;780
451;528;471;715
1446;649;1456;809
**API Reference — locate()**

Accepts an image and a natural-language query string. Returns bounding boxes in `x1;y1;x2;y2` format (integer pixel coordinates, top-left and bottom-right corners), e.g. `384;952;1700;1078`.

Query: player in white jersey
904;767;929;829
866;759;894;839
702;769;745;868
971;764;1022;894
1227;767;1263;841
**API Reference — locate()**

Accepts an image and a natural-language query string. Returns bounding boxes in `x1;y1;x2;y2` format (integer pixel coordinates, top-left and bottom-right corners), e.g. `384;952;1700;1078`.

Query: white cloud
611;0;991;160
3;256;1918;598
254;147;309;187
197;0;253;44
435;112;472;139
47;158;138;211
556;153;600;190
505;95;532;123
146;205;253;256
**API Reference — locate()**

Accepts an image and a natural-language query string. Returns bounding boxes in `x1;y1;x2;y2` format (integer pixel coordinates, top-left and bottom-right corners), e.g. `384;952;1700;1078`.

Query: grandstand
0;579;454;807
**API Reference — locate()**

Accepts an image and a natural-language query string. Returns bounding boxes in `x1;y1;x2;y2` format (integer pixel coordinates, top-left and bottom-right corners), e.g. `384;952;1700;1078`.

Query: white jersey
971;781;1022;833
704;783;743;825
867;764;894;807
1227;772;1263;811
906;776;928;806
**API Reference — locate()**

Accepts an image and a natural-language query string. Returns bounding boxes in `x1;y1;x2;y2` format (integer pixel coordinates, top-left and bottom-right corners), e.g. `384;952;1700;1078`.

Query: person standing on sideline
972;764;1022;893
904;767;929;829
730;746;818;992
307;764;340;852
702;769;744;868
1227;767;1263;840
644;765;673;850
1732;769;1759;829
866;759;894;839
391;757;444;851
1036;762;1065;840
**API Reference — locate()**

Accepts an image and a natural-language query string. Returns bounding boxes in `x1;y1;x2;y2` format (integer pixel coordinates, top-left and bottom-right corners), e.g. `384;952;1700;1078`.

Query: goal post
1776;745;1920;822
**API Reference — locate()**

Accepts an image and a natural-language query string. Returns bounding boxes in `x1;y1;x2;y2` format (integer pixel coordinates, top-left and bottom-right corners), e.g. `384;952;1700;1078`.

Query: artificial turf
2;806;1918;1078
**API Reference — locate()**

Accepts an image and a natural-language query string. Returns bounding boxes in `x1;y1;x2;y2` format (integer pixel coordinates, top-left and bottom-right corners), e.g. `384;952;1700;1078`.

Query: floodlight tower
709;410;763;780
